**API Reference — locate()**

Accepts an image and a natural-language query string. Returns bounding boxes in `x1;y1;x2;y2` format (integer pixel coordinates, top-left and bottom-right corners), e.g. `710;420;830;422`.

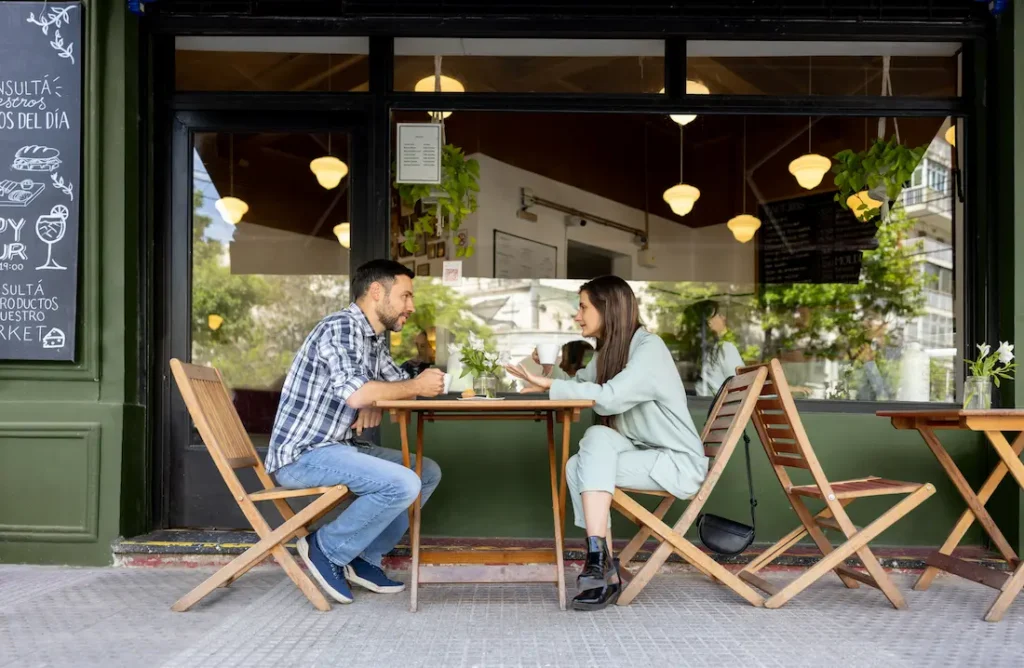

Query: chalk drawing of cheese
0;179;45;207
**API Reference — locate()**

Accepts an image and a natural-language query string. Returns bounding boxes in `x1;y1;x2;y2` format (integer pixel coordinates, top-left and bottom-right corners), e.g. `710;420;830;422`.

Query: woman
506;276;707;611
688;300;746;397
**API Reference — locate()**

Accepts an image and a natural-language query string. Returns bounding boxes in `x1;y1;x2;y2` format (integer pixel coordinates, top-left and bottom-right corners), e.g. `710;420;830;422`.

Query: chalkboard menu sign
757;191;879;286
0;2;81;361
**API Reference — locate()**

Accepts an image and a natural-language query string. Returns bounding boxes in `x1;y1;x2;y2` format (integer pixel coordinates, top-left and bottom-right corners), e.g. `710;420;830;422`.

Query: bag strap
706;376;757;529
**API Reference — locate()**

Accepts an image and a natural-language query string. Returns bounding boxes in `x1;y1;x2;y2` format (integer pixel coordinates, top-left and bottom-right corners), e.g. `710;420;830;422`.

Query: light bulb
727;214;762;243
333;222;351;249
214;196;248;225
659;80;711;126
788;154;831;190
310;156;349;189
414;74;465;121
662;183;701;216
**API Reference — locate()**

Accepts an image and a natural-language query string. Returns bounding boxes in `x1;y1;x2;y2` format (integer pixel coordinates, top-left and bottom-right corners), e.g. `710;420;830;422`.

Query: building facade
1;0;1022;565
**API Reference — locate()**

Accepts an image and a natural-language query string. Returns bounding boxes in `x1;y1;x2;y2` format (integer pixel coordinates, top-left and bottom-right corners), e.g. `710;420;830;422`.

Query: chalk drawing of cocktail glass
35;205;68;270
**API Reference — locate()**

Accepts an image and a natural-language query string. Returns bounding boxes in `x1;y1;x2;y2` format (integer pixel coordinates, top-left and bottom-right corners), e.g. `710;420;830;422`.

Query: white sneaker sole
343;564;406;594
296;536;353;604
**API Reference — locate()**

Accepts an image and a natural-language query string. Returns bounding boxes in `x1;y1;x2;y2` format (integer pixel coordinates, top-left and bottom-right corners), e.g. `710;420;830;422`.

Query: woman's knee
579;425;620;456
565;454;581;492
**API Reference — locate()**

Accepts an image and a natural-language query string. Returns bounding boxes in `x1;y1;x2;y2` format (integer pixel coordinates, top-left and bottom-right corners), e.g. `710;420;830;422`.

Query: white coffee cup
537;343;560;365
442;372;452;394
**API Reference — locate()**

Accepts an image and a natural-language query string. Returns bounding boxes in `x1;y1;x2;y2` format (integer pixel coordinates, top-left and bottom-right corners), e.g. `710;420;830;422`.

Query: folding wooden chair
736;359;935;609
613;367;769;607
168;359;351;612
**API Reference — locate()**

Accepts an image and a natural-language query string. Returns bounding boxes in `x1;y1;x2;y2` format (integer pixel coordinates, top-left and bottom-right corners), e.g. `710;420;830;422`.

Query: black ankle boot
571;582;621;611
577;536;614;591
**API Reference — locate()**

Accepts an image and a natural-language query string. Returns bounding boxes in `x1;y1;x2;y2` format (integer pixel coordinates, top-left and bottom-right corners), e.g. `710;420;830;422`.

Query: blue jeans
274;443;441;568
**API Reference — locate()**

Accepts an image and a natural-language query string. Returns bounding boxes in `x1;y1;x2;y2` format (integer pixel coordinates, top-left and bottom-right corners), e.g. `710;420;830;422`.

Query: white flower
977;343;992;359
997;341;1015;365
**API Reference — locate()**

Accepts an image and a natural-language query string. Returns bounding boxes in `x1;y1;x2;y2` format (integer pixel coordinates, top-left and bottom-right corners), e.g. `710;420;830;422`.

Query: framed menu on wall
0;2;82;361
757;191;878;286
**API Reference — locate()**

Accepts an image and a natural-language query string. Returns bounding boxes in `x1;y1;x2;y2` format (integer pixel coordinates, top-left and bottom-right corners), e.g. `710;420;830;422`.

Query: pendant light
215;135;248;225
658;80;711;126
333;222;351;249
788;58;830;190
847;190;882;222
310;62;350;189
944;124;956;147
663;125;700;216
207;314;224;331
727;118;761;243
310;134;349;190
415;56;464;121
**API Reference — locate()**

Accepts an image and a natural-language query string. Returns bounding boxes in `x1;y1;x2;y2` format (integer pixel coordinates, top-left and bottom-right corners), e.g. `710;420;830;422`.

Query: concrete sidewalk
1;564;1022;667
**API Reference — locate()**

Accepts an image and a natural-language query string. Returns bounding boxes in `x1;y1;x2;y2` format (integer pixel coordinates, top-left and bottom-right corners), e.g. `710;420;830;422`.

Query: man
266;259;445;604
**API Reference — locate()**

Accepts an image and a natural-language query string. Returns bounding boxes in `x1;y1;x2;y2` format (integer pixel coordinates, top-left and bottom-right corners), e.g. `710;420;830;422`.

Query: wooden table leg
916;430;1024;591
917;427;1019;565
408;412;425;612
559;410;571;532
547;411;567;610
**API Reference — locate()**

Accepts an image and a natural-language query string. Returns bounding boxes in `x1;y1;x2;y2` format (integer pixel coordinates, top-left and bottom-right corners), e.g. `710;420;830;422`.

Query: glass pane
390;112;960;403
175;37;369;92
394;38;664;94
191;131;353;443
687;42;960;97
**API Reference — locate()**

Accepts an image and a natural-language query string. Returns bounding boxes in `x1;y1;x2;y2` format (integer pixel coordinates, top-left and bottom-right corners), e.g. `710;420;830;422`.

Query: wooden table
376;398;594;612
878;409;1024;621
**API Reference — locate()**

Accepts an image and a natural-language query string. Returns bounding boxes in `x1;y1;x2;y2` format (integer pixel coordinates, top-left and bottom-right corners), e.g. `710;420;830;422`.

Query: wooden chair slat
768;440;802;455
618;487;677;498
168;358;352;612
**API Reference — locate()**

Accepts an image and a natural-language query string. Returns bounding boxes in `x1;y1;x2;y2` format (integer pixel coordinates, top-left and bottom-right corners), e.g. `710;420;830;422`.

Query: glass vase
963;376;992;410
473;374;498;398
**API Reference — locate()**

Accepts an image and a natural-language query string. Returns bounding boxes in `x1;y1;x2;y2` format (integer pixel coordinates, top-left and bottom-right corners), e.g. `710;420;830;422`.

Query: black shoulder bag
695;376;757;556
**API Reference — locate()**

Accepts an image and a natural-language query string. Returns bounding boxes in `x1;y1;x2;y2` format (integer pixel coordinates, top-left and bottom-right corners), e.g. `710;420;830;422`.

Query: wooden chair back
676;367;768;526
739;359;837;497
169;358;278;502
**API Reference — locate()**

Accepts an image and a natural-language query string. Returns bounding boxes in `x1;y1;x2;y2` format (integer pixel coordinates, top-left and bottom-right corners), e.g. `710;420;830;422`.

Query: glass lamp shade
662;183;701;216
847;191;882;221
788;153;831;190
945;125;956;147
310;156;349;189
414;74;465;120
659;81;711;126
727;214;762;243
214;196;248;225
333;222;351;249
207;314;224;331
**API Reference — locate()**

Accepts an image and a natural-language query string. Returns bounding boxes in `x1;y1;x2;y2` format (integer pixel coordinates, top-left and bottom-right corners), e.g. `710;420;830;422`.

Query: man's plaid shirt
265;303;408;474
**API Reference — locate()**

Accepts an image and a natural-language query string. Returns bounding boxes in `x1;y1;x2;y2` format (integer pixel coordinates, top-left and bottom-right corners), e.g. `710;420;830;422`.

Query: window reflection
390;112;960;403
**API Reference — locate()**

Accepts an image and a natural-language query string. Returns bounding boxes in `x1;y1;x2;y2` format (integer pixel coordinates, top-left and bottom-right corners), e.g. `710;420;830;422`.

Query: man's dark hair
351;259;415;300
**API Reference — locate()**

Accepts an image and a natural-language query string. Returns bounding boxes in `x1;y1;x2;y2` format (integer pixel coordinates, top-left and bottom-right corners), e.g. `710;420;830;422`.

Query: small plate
456;396;506;401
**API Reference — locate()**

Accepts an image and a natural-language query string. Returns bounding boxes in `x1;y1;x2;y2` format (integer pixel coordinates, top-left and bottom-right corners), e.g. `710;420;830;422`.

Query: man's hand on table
413;368;445;398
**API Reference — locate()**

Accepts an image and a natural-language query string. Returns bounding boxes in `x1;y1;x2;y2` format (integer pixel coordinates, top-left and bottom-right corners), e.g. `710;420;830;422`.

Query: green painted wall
0;1;142;566
381;408;984;546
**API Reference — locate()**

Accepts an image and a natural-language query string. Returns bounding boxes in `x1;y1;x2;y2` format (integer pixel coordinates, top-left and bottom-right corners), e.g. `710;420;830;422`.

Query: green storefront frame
0;1;1020;566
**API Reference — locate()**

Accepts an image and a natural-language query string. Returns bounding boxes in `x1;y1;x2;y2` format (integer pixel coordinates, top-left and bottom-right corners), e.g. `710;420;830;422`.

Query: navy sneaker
296;532;353;604
343;557;406;594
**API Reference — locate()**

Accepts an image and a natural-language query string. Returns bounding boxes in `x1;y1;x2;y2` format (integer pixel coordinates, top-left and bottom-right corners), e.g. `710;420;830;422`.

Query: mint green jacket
549;328;708;499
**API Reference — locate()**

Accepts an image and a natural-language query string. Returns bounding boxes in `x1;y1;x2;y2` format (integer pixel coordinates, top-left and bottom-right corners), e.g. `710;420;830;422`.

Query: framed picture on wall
434;241;446;259
416;263;430;277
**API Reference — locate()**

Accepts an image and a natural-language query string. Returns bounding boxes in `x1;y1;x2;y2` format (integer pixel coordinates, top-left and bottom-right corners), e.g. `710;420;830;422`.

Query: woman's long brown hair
579;275;642;427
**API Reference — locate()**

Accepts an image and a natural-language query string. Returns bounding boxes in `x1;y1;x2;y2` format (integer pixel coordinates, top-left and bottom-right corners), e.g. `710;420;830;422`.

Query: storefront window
175;37;370;92
394;38;664;95
190;131;353;442
687;42;960;98
390;111;960;403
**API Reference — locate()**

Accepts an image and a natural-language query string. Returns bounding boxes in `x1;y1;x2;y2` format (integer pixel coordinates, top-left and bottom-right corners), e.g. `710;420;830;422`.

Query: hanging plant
395;144;480;258
832;137;927;223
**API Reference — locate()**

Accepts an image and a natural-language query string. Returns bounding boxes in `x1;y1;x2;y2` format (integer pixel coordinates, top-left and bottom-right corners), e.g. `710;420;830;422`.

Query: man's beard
377;301;406;332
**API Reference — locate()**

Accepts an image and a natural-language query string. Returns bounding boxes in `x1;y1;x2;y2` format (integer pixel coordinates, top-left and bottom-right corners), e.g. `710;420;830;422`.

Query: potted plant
459;347;503;398
395;143;480;258
963;342;1016;409
832;137;927;223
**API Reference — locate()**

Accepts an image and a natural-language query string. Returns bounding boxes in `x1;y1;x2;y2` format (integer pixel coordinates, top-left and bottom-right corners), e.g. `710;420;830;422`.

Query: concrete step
112;529;1008;573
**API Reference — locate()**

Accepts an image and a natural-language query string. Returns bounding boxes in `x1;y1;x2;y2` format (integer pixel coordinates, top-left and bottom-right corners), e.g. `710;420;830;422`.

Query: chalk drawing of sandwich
12;145;61;173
